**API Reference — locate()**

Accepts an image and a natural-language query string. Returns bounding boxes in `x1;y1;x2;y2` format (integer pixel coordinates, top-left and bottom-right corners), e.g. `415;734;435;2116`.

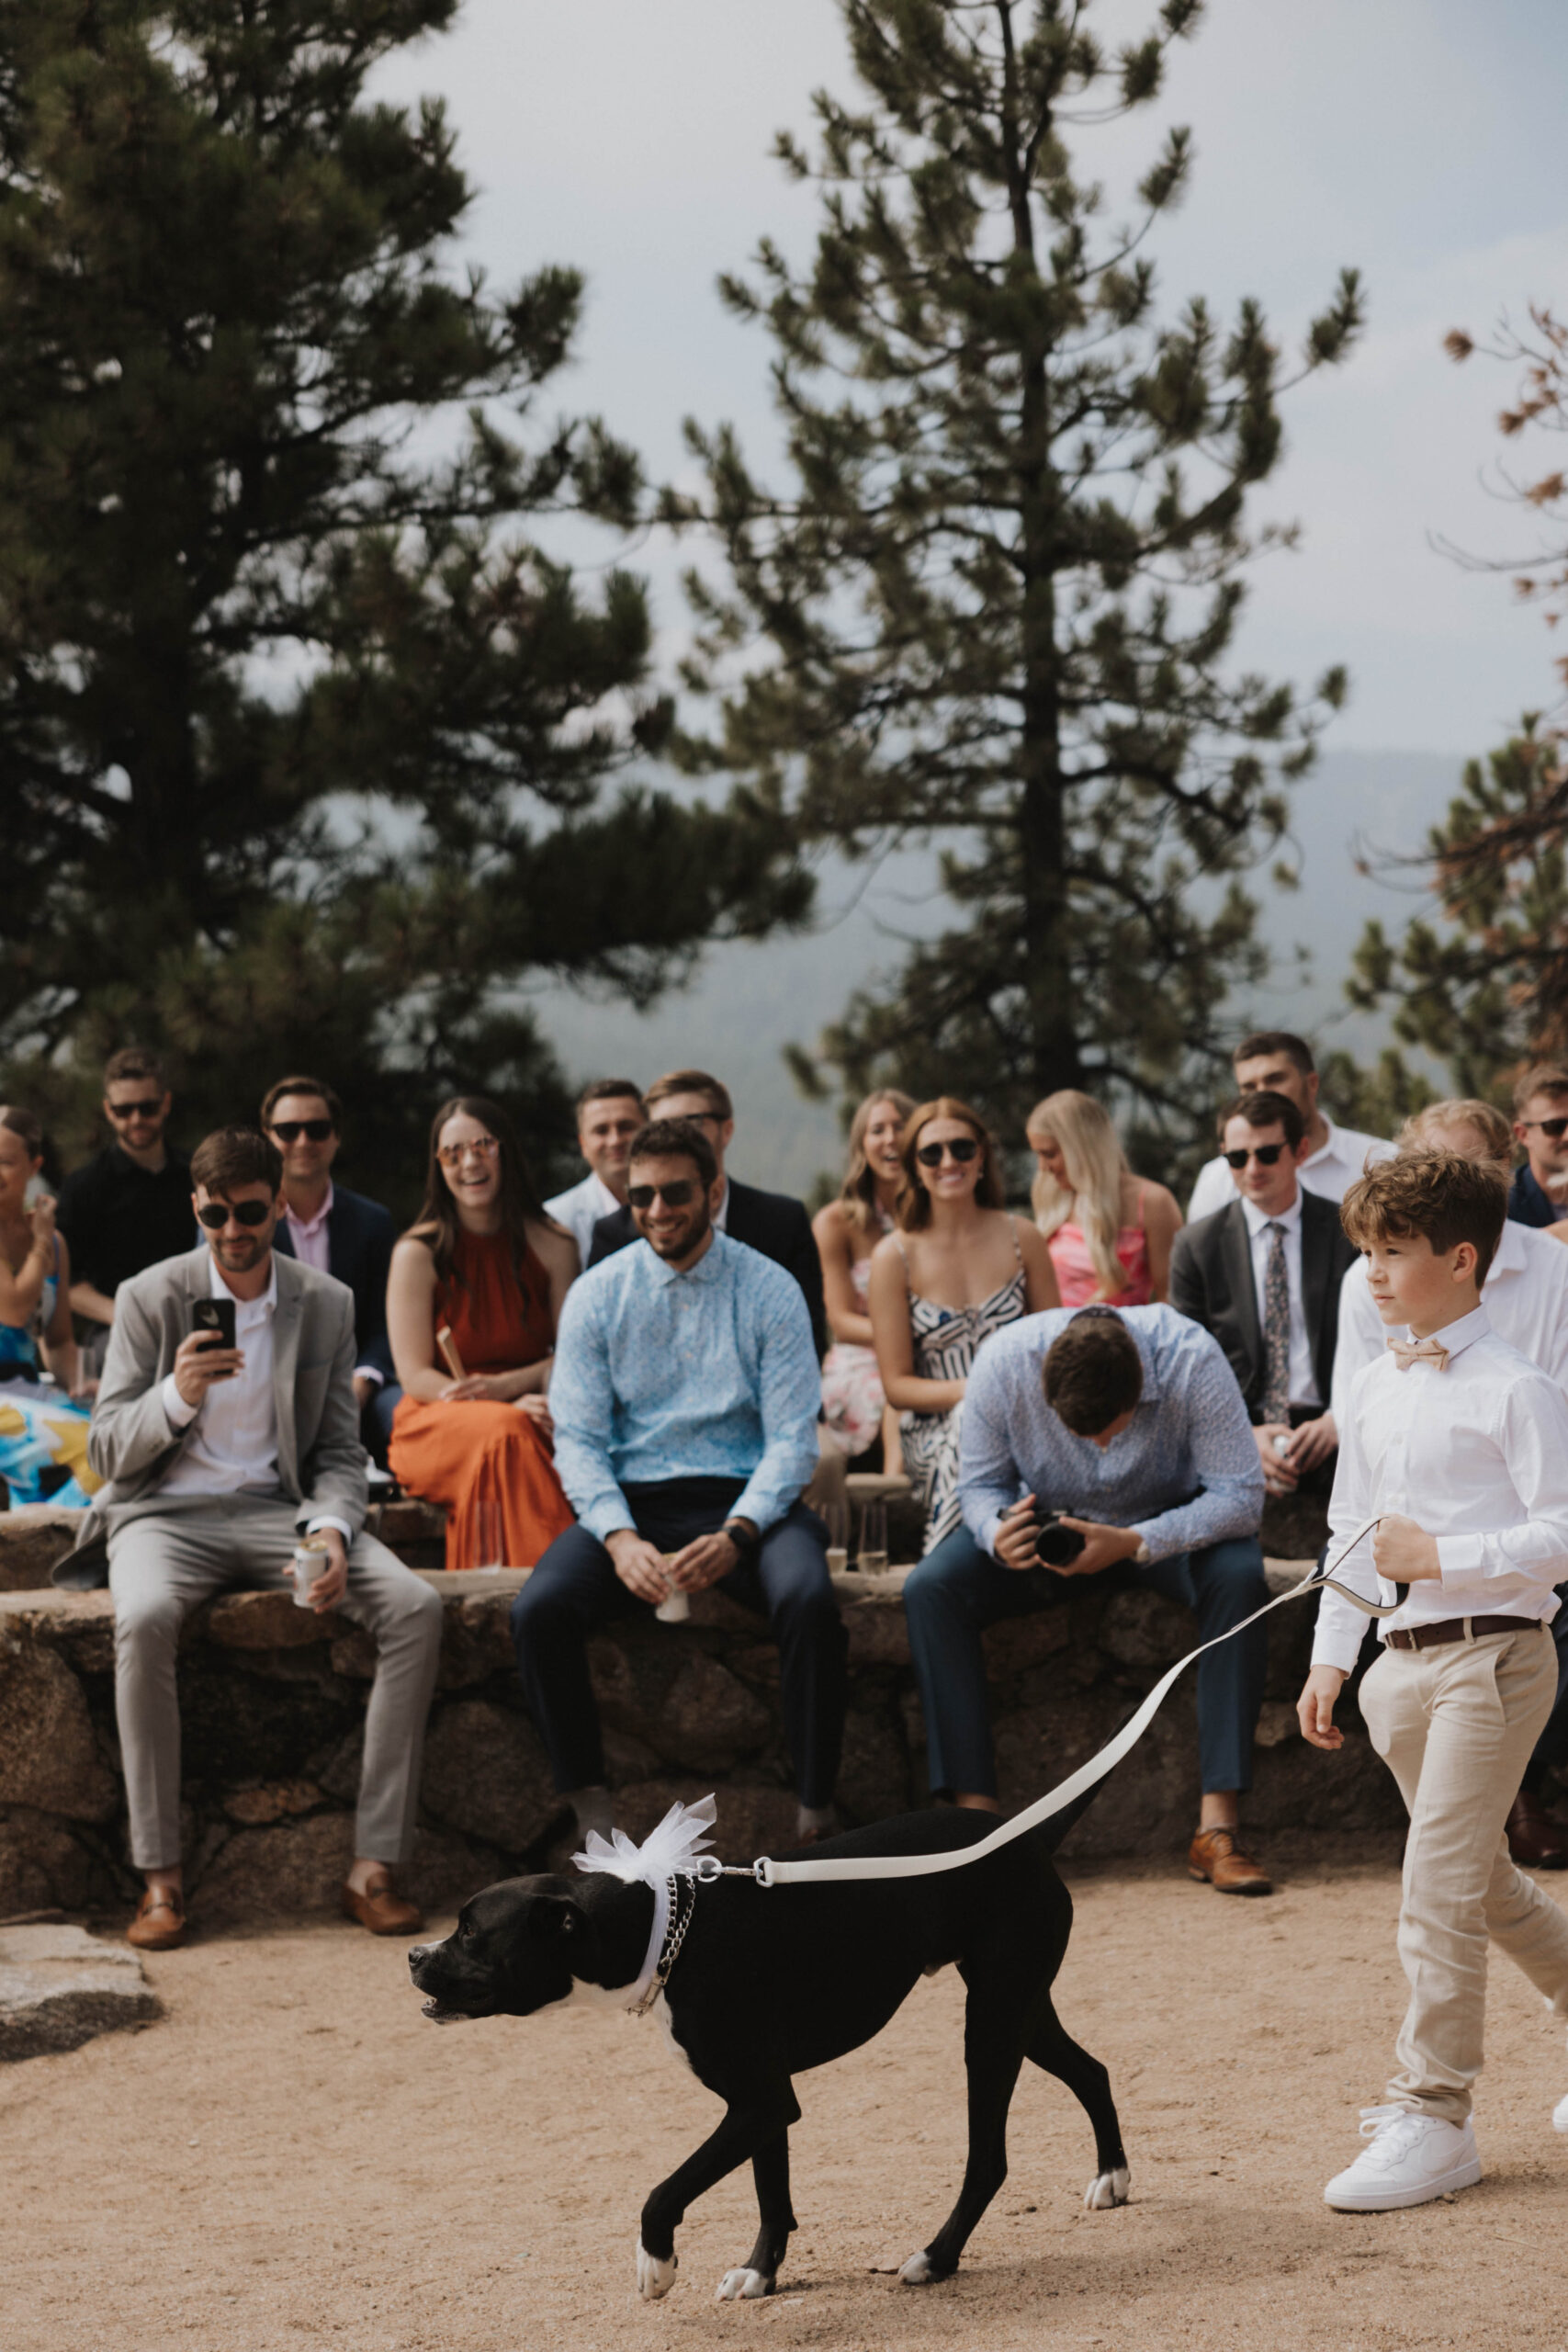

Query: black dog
409;1806;1127;2301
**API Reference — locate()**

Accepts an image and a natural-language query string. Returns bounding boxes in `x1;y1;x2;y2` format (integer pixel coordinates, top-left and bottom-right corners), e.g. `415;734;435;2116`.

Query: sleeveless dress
389;1227;575;1571
895;1224;1029;1555
1046;1186;1153;1308
0;1238;99;1509
820;1211;892;1459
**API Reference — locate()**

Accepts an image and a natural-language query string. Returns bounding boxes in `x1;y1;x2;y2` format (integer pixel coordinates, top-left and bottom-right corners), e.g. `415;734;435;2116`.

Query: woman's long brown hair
410;1096;553;1298
896;1097;1006;1231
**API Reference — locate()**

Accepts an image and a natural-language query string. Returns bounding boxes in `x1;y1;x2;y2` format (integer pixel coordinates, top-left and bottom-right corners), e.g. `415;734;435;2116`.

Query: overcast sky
372;0;1568;763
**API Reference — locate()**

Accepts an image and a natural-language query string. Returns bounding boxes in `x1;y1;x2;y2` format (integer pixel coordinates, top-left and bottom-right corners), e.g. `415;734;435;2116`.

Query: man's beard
649;1202;712;1261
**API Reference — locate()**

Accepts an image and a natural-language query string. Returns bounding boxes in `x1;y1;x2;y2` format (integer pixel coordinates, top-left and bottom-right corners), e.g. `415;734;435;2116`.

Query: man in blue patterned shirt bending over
902;1305;1272;1891
512;1117;847;1849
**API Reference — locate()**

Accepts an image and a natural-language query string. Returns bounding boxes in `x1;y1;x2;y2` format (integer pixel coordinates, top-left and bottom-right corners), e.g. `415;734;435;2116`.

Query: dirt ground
6;1843;1568;2352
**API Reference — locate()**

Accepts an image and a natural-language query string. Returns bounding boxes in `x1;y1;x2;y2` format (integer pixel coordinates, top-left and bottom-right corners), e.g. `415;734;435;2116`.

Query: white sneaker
1553;2094;1568;2135
1324;2105;1481;2211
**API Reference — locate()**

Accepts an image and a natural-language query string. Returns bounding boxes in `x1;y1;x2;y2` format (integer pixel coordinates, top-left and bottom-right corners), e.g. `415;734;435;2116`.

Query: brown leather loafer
342;1873;423;1936
1506;1792;1568;1870
127;1886;187;1951
1188;1826;1272;1896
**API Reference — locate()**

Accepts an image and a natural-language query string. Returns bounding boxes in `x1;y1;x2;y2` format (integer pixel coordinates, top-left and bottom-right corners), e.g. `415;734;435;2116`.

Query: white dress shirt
1312;1306;1568;1675
1238;1189;1320;1408
543;1170;621;1268
1331;1219;1568;1426
282;1181;333;1273
1189;1114;1394;1224
157;1253;349;1538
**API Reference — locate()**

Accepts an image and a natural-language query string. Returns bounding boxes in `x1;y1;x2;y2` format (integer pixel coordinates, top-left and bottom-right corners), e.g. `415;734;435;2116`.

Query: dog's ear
525;1894;581;1943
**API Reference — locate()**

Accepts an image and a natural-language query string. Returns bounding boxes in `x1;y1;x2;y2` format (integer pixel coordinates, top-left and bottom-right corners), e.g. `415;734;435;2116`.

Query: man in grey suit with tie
59;1126;443;1951
1170;1091;1358;1503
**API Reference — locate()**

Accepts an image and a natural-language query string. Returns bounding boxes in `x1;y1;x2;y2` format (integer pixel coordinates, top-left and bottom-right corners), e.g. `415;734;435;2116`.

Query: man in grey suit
60;1126;443;1951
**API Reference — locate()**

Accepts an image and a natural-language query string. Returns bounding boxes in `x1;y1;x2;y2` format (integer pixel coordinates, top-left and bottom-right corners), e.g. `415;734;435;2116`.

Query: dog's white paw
897;2249;936;2285
716;2267;773;2301
1083;2165;1131;2211
637;2241;678;2301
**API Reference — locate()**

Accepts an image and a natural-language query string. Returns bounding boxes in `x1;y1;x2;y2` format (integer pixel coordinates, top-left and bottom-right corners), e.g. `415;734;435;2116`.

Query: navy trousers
511;1476;847;1808
903;1523;1270;1800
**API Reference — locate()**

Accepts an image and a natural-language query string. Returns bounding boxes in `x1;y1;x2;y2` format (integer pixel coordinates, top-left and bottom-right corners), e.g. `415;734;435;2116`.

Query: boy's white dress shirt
1313;1306;1568;1677
1330;1220;1568;1424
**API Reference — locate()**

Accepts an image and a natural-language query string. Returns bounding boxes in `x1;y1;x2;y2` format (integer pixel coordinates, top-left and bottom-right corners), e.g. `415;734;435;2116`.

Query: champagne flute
858;1497;888;1577
821;1498;850;1575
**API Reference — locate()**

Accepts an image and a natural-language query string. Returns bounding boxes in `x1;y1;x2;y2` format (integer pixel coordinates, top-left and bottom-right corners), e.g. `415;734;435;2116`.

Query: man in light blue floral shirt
512;1117;846;1846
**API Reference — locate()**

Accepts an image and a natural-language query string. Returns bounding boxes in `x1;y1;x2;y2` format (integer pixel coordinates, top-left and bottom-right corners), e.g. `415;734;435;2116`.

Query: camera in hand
1034;1509;1085;1567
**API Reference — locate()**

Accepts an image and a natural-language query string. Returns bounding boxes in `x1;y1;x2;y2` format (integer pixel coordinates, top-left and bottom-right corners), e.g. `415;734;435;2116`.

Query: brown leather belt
1385;1615;1541;1653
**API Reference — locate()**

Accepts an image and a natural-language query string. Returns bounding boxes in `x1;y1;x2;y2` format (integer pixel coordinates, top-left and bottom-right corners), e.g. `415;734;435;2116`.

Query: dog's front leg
637;2086;801;2302
716;2129;797;2301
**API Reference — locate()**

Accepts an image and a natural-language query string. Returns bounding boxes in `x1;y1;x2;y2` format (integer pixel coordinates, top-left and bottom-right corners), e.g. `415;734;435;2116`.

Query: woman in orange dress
387;1096;577;1570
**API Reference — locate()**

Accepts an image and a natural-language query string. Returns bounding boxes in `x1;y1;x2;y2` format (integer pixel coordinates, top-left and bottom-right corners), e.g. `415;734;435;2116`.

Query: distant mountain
534;747;1462;1196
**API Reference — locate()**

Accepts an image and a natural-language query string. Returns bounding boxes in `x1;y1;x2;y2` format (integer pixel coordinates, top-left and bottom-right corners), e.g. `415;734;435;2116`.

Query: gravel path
6;1845;1566;2351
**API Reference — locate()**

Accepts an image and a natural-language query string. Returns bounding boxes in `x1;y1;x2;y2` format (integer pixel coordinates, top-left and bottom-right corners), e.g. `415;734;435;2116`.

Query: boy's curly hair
1339;1148;1506;1286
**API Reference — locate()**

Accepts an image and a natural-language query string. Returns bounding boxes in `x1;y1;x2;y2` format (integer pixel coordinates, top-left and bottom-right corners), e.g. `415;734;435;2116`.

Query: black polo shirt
57;1145;195;1297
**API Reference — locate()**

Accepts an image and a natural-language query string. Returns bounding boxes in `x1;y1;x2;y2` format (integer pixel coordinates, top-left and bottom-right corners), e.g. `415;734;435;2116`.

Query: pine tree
1346;718;1568;1098
0;0;807;1186
664;0;1360;1164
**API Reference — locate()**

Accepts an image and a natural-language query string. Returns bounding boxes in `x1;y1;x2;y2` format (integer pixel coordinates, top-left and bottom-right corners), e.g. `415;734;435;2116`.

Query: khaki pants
1360;1623;1568;2123
108;1494;444;1872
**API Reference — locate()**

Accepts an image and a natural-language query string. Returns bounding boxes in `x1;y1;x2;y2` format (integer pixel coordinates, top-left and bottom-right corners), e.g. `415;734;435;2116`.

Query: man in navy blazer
263;1077;398;1452
585;1068;827;1357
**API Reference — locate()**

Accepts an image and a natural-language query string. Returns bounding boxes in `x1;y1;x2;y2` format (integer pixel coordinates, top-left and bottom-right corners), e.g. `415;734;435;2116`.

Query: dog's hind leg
638;2083;801;2302
715;2130;796;2301
1027;1997;1129;2210
899;1984;1025;2286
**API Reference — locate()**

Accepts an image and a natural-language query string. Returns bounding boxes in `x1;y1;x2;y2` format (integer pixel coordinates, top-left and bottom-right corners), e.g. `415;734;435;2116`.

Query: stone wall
0;1496;1404;1926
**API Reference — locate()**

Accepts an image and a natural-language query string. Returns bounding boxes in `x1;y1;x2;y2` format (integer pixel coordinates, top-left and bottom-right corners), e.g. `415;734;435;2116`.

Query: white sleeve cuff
160;1372;198;1430
352;1365;384;1388
304;1516;354;1546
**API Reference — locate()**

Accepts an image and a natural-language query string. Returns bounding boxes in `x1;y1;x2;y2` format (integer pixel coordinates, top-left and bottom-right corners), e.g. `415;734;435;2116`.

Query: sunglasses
268;1118;334;1143
627;1180;699;1209
197;1199;272;1229
915;1136;979;1167
1521;1116;1568;1140
436;1136;499;1168
1223;1142;1287;1169
106;1097;163;1121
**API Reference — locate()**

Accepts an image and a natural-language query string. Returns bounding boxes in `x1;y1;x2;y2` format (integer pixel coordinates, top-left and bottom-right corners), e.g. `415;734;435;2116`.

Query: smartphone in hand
192;1295;237;1368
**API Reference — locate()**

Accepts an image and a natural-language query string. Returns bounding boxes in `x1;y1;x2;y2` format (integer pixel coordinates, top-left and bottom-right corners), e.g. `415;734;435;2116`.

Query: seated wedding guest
263;1076;397;1454
0;1107;98;1507
903;1303;1272;1891
58;1047;195;1365
587;1069;827;1356
1171;1091;1356;1502
813;1087;914;1467
868;1098;1059;1555
544;1079;644;1269
55;1125;443;1951
1507;1064;1568;1229
1186;1032;1393;1224
512;1116;846;1847
1027;1089;1182;1306
1332;1097;1568;1871
387;1097;576;1572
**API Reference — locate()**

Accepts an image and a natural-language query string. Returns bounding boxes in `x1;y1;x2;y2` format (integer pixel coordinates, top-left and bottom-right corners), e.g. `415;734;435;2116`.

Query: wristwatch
721;1519;761;1561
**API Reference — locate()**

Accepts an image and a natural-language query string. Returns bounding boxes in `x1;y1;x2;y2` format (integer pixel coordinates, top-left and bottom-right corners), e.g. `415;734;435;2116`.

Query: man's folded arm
957;1351;1025;1556
1128;1337;1264;1563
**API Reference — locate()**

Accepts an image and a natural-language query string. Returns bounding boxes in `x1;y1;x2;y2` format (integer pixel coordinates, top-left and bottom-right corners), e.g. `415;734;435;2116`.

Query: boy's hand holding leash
1297;1512;1440;1752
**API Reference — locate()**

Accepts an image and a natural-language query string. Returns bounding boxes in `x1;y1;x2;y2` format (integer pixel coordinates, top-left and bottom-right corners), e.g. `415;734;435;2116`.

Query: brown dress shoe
1506;1792;1568;1870
342;1872;423;1936
1188;1826;1272;1896
127;1886;187;1951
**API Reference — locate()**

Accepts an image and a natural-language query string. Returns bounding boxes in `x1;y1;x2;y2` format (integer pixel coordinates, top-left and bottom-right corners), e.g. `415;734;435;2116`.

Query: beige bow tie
1388;1335;1450;1374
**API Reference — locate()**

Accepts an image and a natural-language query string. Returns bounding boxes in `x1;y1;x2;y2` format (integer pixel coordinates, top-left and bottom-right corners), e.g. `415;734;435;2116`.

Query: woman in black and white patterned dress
868;1097;1059;1555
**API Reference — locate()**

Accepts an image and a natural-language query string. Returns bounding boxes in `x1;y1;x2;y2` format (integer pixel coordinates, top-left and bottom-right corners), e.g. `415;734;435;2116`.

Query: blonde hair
839;1089;916;1235
1026;1090;1130;1299
1398;1097;1512;1173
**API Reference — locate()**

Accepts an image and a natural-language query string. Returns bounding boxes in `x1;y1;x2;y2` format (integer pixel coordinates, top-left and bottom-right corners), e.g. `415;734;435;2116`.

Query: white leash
745;1515;1393;1889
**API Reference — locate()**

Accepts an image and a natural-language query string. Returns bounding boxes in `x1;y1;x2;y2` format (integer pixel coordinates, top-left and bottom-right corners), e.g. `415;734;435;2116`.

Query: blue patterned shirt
958;1306;1264;1563
549;1229;821;1544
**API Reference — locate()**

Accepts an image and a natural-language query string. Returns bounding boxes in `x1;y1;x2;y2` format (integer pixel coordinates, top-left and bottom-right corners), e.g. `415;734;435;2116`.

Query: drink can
291;1537;332;1609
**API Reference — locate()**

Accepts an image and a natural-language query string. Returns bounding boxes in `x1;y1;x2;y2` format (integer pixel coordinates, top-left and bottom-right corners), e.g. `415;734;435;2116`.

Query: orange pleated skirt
389;1397;575;1572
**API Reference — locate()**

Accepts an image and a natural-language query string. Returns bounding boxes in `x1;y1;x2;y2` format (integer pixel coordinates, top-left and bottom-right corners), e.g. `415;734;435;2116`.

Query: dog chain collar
628;1872;698;2017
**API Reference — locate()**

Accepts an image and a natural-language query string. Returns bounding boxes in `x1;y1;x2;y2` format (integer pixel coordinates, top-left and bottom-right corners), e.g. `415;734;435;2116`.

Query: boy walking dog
1300;1150;1568;2210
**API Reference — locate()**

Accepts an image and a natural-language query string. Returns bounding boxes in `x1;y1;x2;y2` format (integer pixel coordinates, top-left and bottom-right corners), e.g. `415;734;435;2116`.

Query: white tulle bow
572;1795;718;2011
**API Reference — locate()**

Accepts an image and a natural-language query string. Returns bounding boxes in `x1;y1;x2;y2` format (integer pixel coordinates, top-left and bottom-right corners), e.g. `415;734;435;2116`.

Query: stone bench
0;1494;1402;1929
